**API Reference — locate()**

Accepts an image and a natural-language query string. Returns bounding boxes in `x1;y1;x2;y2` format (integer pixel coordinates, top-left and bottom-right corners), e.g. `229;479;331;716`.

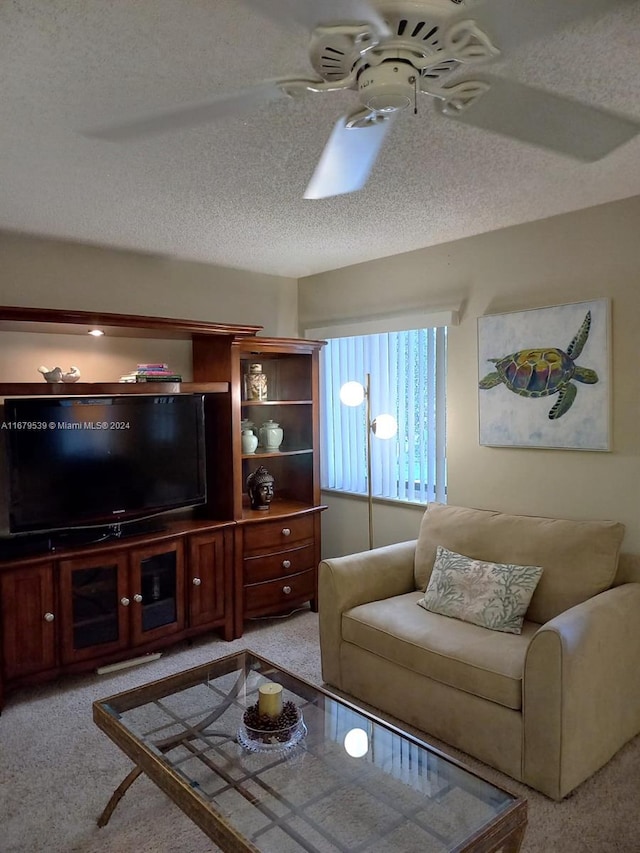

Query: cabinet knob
120;597;130;607
43;612;55;622
133;594;143;603
282;559;291;569
283;585;292;595
282;528;291;537
192;577;202;586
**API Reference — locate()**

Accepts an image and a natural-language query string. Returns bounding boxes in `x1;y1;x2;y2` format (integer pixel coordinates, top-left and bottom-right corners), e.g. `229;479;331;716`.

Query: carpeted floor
1;609;639;852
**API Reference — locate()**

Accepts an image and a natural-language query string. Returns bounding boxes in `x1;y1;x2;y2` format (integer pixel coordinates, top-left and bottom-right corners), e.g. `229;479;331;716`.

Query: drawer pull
283;585;292;595
133;594;143;603
282;559;291;569
120;597;130;607
192;577;202;586
281;527;291;537
43;612;55;622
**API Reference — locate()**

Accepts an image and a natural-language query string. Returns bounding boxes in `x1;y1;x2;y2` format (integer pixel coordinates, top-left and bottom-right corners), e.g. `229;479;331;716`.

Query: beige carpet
1;609;638;852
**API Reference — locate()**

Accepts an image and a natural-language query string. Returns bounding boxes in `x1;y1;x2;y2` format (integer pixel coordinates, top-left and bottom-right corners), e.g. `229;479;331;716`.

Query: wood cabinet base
0;520;235;710
235;505;324;635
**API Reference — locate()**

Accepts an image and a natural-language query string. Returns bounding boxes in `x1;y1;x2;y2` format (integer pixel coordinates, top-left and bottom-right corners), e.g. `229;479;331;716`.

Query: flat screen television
0;394;207;537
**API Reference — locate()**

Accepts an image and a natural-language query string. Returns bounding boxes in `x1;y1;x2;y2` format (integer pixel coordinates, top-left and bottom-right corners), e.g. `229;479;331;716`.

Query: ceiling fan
85;0;640;199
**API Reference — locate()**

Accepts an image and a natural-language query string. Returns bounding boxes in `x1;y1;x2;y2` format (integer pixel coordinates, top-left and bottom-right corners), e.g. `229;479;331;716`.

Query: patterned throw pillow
417;546;544;634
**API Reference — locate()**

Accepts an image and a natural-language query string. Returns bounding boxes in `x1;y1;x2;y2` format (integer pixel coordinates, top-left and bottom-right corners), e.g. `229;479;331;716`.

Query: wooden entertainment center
0;306;325;709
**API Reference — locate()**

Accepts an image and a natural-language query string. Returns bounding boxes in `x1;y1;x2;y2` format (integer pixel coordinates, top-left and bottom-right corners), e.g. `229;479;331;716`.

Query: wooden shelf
0;381;229;397
0;305;261;339
241;399;313;407
242;448;313;460
240;500;326;523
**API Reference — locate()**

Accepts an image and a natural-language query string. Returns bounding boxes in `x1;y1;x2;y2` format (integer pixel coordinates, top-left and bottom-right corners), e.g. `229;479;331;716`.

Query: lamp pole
339;372;396;552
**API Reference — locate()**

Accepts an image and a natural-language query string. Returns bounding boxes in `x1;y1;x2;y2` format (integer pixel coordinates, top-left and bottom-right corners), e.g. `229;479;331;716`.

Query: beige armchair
319;503;640;800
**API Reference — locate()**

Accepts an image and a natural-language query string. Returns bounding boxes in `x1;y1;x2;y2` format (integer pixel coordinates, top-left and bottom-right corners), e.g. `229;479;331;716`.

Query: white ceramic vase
241;429;258;454
259;420;283;452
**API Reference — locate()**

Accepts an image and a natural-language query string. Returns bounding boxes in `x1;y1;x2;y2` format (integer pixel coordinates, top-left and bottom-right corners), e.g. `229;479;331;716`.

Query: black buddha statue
246;465;275;511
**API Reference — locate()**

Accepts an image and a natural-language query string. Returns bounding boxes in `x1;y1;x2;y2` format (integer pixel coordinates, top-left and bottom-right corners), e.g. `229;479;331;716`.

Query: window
320;327;447;504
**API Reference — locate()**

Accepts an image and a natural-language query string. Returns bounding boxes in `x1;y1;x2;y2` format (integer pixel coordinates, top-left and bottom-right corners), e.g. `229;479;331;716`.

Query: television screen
3;394;206;534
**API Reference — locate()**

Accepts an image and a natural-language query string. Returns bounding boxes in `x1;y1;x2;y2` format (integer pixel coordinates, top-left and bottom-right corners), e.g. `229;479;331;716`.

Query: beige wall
2;199;639;557
299;196;640;556
0;231;298;336
0;330;195;383
0;231;298;382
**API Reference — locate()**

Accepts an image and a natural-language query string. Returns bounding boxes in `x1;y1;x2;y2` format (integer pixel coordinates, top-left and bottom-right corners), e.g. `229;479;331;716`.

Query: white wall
299;196;640;557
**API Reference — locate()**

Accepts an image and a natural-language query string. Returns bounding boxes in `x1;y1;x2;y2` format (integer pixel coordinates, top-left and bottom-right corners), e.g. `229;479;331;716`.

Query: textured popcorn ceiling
1;0;639;278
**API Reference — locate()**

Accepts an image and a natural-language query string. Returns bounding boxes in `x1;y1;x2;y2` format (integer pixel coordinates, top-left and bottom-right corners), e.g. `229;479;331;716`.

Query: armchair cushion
418;545;543;634
414;503;625;623
343;591;539;710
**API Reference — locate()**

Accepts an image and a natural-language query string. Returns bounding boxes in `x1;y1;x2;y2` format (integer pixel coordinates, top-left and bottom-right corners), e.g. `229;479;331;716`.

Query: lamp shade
339;380;366;407
372;413;397;440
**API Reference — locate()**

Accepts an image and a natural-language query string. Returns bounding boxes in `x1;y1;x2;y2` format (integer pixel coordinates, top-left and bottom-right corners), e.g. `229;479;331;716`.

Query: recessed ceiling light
88;329;104;337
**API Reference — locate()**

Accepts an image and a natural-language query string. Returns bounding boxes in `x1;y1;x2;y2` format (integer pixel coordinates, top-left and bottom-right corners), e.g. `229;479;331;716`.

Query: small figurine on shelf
37;365;81;383
246;465;275;511
62;366;81;383
37;365;62;383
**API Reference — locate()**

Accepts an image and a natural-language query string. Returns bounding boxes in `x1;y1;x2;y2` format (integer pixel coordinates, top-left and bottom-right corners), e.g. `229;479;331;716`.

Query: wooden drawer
244;568;316;616
244;543;315;584
243;514;314;556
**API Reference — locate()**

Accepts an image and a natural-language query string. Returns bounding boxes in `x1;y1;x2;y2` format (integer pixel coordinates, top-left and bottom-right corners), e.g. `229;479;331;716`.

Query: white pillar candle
258;683;283;718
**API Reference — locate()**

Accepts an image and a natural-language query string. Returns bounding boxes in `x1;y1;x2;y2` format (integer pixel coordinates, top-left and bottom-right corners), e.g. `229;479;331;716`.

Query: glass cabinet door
72;565;119;648
140;551;177;631
59;552;130;664
130;539;185;644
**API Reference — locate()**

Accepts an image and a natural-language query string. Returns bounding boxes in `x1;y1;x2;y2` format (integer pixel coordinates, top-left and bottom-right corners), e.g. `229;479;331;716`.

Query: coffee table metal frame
93;650;527;853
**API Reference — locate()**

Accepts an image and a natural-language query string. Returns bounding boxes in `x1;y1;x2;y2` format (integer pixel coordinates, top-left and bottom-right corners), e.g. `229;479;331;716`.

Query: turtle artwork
479;311;598;420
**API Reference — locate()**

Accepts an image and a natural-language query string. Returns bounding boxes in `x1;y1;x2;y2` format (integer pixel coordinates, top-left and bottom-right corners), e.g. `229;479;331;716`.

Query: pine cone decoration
242;700;300;743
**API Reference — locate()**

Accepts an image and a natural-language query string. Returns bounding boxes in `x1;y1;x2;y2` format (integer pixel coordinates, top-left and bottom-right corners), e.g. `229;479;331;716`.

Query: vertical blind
320;327;447;503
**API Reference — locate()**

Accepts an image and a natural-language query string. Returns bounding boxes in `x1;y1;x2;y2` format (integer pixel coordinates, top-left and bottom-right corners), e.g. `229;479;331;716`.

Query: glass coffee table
93;650;526;852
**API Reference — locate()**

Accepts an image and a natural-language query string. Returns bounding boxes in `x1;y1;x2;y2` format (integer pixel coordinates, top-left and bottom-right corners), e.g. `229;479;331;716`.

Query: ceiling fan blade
249;0;392;39
304;114;395;200
470;0;634;53
438;75;640;161
83;81;291;141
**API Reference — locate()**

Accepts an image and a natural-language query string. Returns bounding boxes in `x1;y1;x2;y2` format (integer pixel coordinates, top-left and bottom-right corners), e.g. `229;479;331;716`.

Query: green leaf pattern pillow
418;546;544;634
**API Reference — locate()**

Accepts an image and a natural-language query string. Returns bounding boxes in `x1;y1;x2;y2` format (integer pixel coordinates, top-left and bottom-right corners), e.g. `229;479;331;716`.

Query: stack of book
120;363;182;383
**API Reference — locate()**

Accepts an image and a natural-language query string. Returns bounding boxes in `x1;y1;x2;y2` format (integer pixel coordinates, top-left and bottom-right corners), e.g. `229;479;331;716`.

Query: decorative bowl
237;701;306;753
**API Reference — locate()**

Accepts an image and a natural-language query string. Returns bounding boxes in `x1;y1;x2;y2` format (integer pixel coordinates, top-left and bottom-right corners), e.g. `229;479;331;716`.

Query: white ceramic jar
259;420;283;452
241;429;258;454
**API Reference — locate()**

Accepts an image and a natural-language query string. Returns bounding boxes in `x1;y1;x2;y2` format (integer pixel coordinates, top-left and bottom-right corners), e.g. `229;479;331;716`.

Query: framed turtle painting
478;298;611;450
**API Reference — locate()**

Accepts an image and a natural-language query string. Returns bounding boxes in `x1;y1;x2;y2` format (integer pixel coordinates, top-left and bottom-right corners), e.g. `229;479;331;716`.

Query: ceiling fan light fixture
358;62;416;112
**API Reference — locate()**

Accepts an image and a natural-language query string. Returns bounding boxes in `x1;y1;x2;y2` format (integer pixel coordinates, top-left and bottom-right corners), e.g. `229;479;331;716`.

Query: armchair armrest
318;540;417;688
523;582;640;800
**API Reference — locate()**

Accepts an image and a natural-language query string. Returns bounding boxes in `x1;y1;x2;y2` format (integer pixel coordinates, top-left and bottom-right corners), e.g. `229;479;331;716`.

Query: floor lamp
340;373;397;550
